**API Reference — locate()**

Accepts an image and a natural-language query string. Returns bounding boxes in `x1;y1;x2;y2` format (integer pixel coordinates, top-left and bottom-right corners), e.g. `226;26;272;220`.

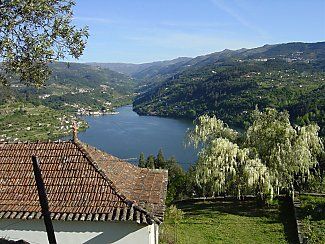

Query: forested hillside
133;42;325;135
1;62;137;114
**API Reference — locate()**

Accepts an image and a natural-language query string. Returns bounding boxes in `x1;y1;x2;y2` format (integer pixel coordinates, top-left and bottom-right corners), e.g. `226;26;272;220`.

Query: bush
159;205;184;244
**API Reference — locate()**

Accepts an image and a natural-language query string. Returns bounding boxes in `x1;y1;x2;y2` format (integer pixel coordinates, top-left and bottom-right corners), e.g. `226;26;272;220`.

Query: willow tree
246;108;324;198
188;109;324;200
0;0;89;86
188;115;270;198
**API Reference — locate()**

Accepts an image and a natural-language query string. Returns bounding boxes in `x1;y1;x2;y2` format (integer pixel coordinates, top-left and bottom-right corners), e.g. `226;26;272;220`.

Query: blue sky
72;0;325;63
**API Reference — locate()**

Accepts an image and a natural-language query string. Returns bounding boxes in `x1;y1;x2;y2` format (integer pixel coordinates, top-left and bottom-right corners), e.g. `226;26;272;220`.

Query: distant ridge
87;41;325;83
86;57;192;76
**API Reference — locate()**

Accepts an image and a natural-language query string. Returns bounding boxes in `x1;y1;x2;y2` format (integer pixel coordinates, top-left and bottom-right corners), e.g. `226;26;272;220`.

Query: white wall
0;219;159;244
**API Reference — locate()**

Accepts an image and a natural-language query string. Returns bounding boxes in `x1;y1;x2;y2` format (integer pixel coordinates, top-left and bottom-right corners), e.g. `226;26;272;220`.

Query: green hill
1;62;137;113
133;42;325;134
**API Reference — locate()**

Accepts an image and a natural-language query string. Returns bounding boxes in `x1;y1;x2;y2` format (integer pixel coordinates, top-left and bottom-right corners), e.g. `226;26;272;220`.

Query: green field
160;199;298;244
299;195;325;243
0;103;87;142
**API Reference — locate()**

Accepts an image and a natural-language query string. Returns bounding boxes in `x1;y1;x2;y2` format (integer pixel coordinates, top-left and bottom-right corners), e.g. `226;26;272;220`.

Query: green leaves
0;0;89;86
247;108;323;192
187;115;238;148
189;108;324;199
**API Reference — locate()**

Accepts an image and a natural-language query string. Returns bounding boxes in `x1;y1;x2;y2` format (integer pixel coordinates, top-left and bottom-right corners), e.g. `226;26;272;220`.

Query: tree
188;108;324;200
146;155;155;169
0;0;89;86
165;156;187;204
138;152;146;168
184;165;202;197
187;114;238;147
162;205;184;242
138;151;189;202
156;148;165;168
246;108;323;198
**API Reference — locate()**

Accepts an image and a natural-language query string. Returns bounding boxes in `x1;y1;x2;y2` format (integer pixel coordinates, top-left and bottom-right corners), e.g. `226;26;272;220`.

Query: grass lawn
299;195;325;243
160;199;298;244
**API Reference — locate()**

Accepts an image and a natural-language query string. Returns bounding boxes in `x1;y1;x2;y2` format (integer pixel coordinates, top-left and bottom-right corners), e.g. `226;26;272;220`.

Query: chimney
72;121;78;142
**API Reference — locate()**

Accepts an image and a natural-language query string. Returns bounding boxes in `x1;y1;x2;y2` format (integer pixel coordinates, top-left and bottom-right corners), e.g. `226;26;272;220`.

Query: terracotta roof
83;143;168;217
0;140;168;225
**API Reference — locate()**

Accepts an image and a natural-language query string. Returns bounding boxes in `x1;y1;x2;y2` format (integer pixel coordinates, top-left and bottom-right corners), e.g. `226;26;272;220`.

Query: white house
0;137;168;243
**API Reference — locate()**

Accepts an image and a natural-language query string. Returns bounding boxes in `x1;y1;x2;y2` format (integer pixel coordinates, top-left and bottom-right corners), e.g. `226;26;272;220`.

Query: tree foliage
138;150;188;204
246;109;323;194
138;152;146;168
0;0;88;85
187;114;238;146
189;108;324;200
156;148;165;168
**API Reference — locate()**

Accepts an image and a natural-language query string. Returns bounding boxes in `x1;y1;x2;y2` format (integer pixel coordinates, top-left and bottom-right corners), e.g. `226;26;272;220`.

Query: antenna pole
32;156;57;244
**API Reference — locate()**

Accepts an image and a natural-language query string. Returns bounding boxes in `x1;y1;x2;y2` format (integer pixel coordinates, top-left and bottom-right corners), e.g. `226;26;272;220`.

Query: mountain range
129;41;325;135
2;41;324;135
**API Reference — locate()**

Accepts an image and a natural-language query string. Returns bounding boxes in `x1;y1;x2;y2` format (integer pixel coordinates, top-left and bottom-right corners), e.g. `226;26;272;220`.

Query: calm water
78;105;198;168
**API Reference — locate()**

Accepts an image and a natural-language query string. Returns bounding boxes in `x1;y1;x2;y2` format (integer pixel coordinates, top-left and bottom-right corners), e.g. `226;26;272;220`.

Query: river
77;105;198;169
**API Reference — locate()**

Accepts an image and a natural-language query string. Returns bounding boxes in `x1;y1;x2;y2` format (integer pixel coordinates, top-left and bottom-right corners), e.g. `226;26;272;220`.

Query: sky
71;0;325;64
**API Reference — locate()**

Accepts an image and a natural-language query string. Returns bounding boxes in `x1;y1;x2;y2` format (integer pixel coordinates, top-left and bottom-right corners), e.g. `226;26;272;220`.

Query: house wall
0;219;159;244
